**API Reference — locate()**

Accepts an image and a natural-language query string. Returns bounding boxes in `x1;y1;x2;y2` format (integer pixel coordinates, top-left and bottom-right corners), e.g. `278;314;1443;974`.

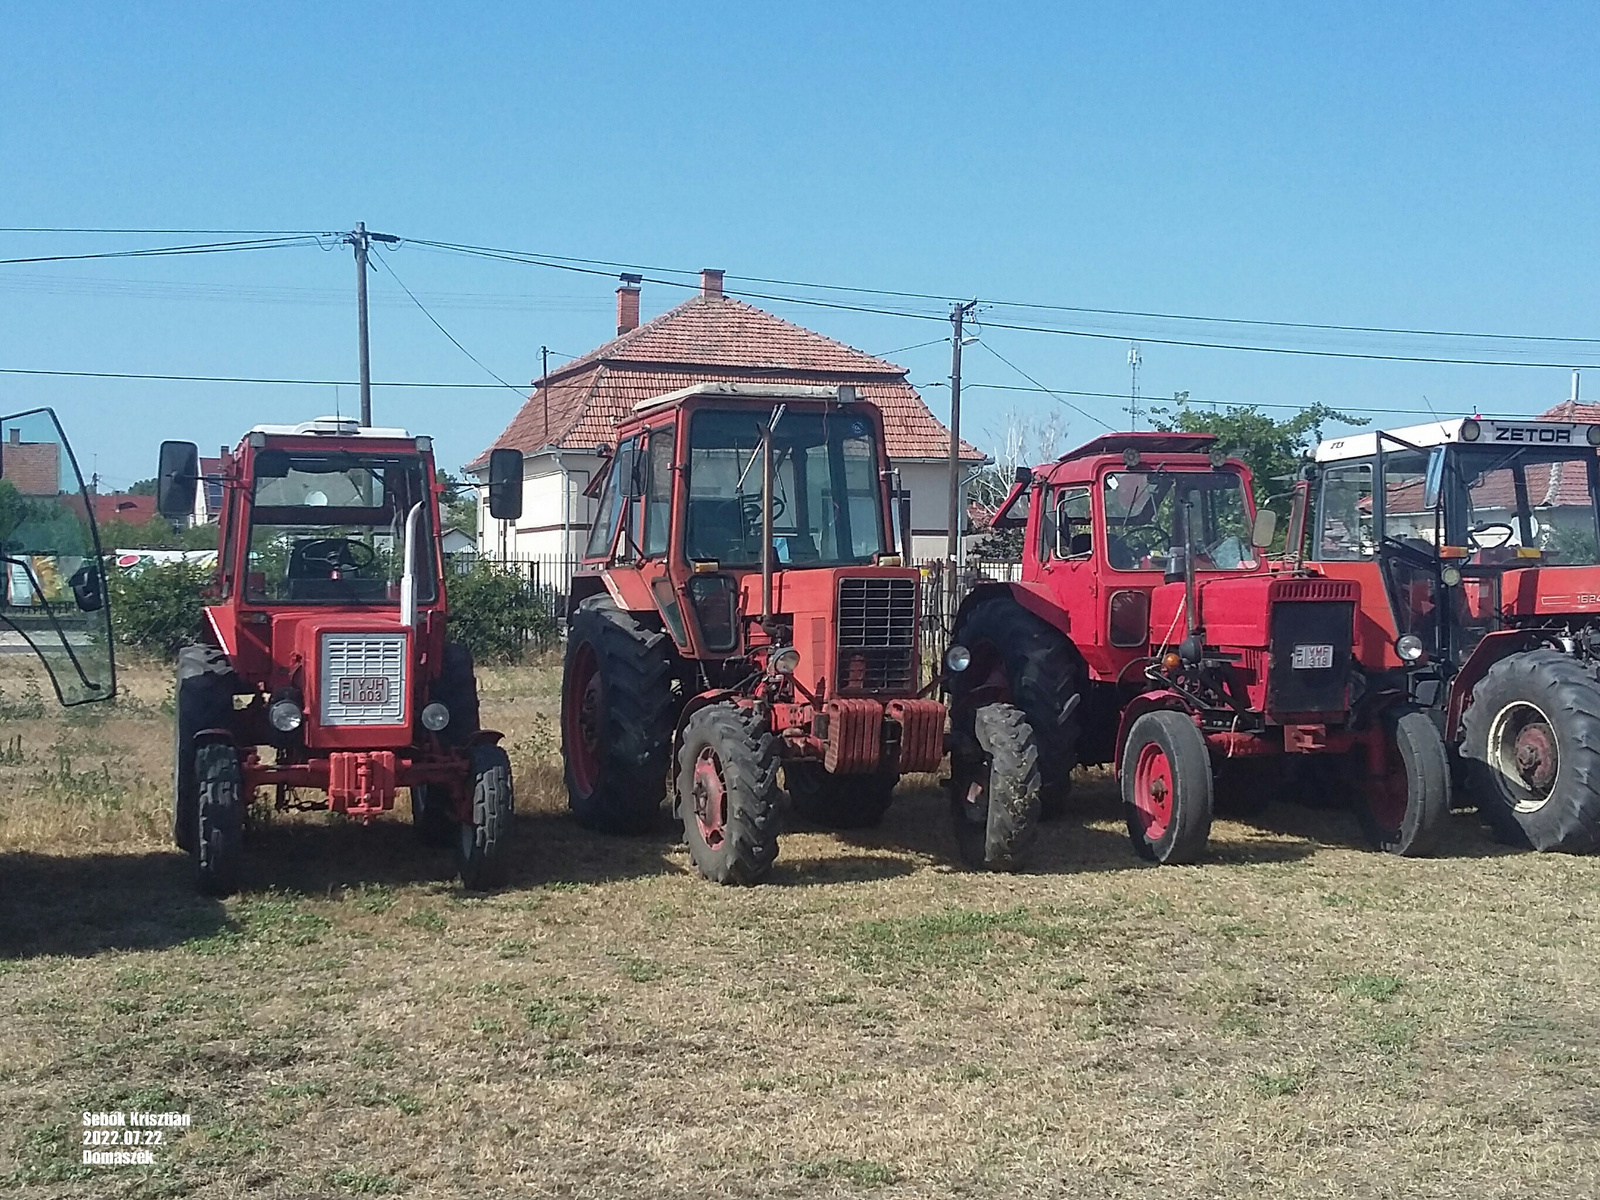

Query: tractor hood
1498;564;1600;618
1147;574;1359;651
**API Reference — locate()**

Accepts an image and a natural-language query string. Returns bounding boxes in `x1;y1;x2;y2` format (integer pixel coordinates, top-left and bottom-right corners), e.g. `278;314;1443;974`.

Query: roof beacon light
1460;419;1482;442
1121;447;1141;469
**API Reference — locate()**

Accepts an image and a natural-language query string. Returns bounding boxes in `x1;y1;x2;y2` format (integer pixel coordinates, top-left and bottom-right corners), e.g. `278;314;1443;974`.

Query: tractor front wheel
194;742;244;897
173;646;235;853
1356;707;1450;856
1122;710;1213;865
410;785;454;847
784;764;897;829
949;703;1042;871
457;745;513;890
1462;649;1600;852
676;705;780;884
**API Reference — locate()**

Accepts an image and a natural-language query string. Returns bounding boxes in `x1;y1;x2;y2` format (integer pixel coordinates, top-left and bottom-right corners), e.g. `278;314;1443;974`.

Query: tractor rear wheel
784;764;897;829
562;598;676;834
949;702;1042;871
676;704;780;884
1356;707;1450;856
1122;710;1213;865
457;744;513;890
173;645;235;853
410;785;454;847
194;741;244;897
950;595;1085;816
1462;649;1600;852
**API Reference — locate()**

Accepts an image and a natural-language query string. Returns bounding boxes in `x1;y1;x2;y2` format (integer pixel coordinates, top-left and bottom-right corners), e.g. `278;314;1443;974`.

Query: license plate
338;676;389;706
1291;644;1334;670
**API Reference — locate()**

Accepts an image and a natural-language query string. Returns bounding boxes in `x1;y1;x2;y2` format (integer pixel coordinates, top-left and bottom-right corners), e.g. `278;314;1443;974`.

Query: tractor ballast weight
946;431;1449;865
1306;415;1600;851
559;383;949;883
157;417;525;894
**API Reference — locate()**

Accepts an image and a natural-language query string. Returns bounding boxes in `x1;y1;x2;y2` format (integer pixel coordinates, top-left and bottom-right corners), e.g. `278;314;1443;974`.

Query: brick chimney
616;274;642;335
700;268;724;299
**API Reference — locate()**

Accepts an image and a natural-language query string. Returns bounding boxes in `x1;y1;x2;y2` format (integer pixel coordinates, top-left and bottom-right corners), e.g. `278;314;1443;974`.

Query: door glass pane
643;430;674;557
1380;449;1433;550
1317;463;1374;560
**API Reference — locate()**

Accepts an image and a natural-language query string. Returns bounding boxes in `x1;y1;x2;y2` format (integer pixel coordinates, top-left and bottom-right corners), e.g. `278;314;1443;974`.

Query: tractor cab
0;407;115;707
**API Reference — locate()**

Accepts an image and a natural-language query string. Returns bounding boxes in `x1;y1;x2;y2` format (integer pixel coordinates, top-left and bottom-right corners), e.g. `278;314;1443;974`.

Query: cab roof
1057;431;1218;463
631;381;860;415
249;416;413;440
1315;417;1600;463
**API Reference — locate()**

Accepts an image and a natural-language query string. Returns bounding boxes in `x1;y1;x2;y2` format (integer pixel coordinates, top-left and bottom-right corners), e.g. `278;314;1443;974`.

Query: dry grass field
2;656;1599;1199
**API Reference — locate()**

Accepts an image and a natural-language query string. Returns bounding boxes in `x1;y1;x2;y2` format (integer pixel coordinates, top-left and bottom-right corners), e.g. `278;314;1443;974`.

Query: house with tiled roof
1;428;61;496
469;270;984;562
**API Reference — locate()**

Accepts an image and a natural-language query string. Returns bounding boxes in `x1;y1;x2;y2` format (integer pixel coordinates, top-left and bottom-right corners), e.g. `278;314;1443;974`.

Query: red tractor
1305;415;1600;852
155;417;525;895
559;383;950;883
946;432;1449;865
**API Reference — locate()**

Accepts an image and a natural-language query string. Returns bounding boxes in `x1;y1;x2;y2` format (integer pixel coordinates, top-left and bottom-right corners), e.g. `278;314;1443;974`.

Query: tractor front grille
835;576;917;694
319;633;407;726
1266;600;1353;717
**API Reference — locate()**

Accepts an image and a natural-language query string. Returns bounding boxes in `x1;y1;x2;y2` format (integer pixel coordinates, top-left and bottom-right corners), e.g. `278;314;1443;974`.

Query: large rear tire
950;595;1085;816
194;742;244;897
1461;649;1600;852
562;598;676;834
1356;707;1450;856
676;704;780;884
1121;710;1213;865
457;744;513;890
783;764;897;829
949;703;1042;871
173;645;235;853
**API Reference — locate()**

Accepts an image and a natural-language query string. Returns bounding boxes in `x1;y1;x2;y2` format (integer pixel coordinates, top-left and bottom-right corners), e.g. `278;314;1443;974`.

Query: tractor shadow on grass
0;850;229;960
1246;795;1515;860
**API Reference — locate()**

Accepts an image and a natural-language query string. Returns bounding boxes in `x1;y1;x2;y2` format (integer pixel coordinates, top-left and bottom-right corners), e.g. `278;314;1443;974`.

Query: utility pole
541;345;550;441
946;299;978;622
342;222;399;427
1127;343;1142;430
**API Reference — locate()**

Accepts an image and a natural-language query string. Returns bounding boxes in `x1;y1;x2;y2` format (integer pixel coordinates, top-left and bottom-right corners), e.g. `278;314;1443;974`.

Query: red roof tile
473;294;982;468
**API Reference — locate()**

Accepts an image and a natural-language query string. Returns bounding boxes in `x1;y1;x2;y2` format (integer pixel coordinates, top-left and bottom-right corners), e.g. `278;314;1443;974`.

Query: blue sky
3;2;1598;488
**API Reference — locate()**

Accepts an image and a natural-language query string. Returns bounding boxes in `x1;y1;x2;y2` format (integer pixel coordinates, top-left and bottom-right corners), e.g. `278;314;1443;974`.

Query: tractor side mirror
156;440;200;519
1251;509;1278;550
487;448;524;521
69;562;104;612
1422;447;1445;509
1013;465;1032;485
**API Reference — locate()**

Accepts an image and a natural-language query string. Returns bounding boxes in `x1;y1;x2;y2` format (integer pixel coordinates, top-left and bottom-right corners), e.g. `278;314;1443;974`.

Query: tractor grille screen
835;577;916;693
1267;601;1353;717
320;633;407;726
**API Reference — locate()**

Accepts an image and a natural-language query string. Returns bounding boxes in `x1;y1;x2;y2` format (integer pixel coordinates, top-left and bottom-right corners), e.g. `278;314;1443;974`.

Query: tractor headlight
945;644;972;673
1441;566;1462;587
269;699;304;732
770;647;801;675
1460;418;1482;442
1396;634;1426;662
421;702;451;732
1588;425;1600;447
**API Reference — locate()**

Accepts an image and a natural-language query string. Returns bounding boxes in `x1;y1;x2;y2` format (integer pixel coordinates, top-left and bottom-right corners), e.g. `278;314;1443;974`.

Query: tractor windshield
0;408;116;706
245;451;437;605
1101;468;1258;572
683;408;886;566
1446;444;1600;565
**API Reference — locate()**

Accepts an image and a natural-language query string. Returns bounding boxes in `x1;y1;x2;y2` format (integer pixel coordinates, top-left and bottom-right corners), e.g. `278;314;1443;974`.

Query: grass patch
795;1156;898;1186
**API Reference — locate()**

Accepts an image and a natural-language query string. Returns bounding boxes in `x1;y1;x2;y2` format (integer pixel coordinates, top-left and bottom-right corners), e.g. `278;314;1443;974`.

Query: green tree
445;562;554;663
107;559;211;660
126;477;159;496
437;469;478;534
99;516;218;551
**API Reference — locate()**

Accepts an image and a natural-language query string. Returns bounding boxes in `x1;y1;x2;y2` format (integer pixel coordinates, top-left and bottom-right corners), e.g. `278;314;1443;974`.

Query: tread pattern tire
194;741;243;897
951;595;1085;817
562;598;676;834
784;764;897;829
174;645;236;853
1357;706;1450;857
677;704;780;884
1461;649;1600;852
457;744;513;890
949;703;1042;871
1121;709;1213;865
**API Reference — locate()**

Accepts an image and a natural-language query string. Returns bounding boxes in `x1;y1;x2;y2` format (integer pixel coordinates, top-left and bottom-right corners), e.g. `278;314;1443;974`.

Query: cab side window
1049;487;1093;559
642;429;674;557
584;438;637;561
1316;461;1374;560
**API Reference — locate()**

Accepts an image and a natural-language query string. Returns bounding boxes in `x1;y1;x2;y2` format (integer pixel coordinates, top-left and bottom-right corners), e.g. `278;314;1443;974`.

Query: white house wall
475;451;599;562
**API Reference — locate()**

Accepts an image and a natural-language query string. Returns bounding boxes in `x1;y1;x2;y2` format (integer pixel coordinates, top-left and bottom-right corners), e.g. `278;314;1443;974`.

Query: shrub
108;560;211;660
446;563;555;663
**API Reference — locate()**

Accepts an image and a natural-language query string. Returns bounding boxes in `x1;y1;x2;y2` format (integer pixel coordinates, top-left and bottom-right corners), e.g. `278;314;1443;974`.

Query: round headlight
945;644;972;673
1396;634;1426;663
1587;425;1600;447
421;702;450;732
770;647;801;675
1460;418;1482;442
269;699;303;732
1441;566;1462;587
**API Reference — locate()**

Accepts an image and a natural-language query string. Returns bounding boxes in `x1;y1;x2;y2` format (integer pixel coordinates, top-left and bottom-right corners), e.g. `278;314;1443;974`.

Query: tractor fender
1112;690;1193;772
1446;628;1549;741
952;580;1073;645
464;729;505;747
566;573;608;620
194;727;238;746
669;689;750;812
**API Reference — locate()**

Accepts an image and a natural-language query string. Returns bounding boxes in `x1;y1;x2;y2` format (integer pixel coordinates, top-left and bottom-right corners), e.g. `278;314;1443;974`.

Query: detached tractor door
0;407;116;706
1374;432;1447;667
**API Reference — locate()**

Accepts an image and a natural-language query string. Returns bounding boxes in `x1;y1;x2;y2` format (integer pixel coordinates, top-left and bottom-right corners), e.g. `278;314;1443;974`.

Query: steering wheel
1467;522;1516;551
297;537;377;574
740;493;787;524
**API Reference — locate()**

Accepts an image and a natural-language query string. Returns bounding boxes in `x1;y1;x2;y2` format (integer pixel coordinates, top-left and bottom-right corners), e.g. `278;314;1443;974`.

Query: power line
373;252;527;395
0;366;519;388
971;341;1115;431
0;227;331;236
0;235;327;267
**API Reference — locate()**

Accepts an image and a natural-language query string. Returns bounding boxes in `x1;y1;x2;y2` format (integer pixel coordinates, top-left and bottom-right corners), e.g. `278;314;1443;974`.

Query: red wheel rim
1132;740;1174;841
564;643;603;795
692;746;727;848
